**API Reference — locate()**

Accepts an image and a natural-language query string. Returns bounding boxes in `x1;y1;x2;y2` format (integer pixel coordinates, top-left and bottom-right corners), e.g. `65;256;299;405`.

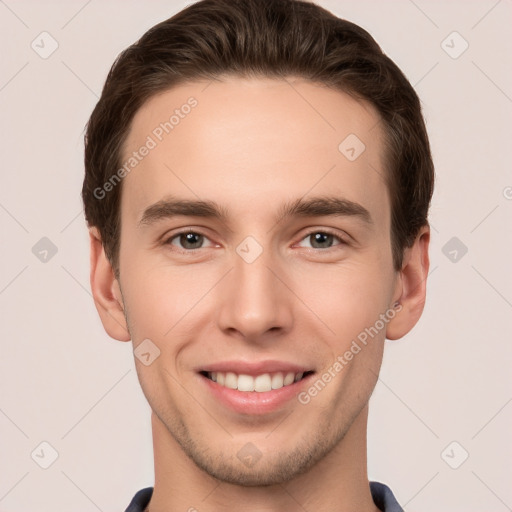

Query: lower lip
199;373;314;415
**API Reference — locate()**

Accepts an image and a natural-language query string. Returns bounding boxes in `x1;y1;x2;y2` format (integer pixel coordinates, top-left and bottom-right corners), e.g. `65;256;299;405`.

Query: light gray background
1;0;511;510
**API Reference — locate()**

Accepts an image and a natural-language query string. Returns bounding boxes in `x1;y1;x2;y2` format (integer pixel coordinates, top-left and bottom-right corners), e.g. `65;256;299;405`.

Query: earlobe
89;227;131;342
386;225;430;340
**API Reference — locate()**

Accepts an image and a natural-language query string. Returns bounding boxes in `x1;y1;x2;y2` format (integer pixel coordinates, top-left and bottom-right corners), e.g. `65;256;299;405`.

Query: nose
216;242;294;344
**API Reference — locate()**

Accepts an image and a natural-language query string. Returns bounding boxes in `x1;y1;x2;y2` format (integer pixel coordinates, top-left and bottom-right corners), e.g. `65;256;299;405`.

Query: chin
176;426;343;487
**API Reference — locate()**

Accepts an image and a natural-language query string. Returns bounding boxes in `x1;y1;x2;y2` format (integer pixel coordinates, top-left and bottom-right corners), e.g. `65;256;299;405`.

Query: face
112;77;403;485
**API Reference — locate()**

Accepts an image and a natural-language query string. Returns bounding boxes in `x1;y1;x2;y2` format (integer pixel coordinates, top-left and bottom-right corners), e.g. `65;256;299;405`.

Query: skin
89;77;430;512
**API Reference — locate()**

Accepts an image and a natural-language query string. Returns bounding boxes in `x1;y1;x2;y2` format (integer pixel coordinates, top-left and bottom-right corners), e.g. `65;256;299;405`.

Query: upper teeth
208;371;304;392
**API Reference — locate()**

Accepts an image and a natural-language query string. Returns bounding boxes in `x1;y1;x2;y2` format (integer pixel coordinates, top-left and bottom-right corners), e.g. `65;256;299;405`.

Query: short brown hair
82;0;434;277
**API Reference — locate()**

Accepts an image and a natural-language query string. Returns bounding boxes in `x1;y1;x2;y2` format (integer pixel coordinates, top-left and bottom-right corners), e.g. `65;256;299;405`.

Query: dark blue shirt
124;481;404;511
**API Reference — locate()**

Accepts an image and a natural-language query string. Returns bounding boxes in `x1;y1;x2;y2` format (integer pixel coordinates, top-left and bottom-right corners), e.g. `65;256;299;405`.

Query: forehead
120;77;388;228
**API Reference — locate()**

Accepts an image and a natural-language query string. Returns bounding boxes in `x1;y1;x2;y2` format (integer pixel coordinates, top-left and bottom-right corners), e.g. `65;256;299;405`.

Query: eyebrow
137;194;372;228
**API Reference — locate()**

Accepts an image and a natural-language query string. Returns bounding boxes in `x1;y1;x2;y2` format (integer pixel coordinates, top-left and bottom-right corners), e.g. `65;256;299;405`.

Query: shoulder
369;481;404;512
124;487;153;512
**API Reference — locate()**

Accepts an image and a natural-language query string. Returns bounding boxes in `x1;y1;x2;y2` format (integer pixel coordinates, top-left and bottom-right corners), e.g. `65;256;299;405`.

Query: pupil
182;232;202;249
312;232;331;248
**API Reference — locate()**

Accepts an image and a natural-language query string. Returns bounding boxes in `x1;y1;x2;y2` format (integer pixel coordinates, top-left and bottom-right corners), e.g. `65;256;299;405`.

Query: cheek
125;278;170;336
121;260;216;343
295;260;392;342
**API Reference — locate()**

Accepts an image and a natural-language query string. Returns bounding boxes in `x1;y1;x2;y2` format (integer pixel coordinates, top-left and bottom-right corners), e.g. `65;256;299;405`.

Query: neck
145;405;380;512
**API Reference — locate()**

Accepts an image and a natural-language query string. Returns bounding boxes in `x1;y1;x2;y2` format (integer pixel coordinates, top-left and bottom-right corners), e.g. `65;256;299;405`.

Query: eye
296;229;347;250
164;230;215;251
163;228;348;253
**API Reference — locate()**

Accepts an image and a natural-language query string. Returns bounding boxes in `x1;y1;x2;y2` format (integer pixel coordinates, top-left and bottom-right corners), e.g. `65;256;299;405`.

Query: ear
89;227;131;342
386;225;430;340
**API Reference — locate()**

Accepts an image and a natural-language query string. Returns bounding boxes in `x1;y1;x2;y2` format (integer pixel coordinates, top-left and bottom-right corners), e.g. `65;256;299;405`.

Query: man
82;0;433;510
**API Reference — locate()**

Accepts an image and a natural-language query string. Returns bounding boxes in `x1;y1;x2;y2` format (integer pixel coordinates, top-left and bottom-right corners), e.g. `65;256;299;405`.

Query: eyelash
163;228;348;253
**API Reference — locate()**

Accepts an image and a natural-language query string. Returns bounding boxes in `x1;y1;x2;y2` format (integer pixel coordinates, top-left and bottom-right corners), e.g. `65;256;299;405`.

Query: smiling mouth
199;370;315;392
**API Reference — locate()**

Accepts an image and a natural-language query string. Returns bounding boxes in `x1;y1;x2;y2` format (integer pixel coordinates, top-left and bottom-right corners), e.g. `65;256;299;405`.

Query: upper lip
197;360;314;376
